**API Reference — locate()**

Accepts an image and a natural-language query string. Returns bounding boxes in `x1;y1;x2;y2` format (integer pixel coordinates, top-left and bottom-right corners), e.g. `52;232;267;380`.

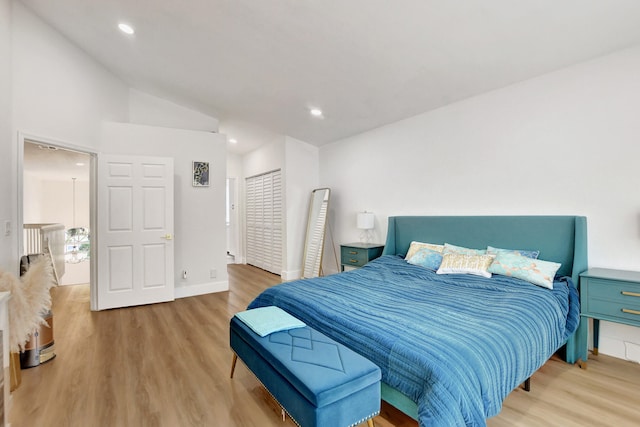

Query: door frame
226;177;239;260
17;132;99;310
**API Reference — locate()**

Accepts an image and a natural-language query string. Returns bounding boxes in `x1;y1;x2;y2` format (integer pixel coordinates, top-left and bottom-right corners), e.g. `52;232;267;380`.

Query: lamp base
359;230;373;244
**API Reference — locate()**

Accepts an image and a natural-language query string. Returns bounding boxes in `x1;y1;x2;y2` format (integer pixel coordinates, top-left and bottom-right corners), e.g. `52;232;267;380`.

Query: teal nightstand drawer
585;278;640;304
340;243;384;271
586;298;640;323
341;247;368;264
579;268;640;363
342;256;367;268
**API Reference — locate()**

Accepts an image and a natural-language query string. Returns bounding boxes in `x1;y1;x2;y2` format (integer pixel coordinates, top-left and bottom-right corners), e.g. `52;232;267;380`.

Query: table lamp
357;211;374;244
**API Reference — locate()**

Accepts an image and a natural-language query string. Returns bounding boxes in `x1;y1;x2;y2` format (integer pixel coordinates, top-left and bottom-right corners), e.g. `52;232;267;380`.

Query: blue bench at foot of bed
230;316;381;427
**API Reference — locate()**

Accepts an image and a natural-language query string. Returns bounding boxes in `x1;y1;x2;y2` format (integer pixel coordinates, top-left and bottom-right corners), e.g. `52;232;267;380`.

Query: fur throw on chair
0;256;56;352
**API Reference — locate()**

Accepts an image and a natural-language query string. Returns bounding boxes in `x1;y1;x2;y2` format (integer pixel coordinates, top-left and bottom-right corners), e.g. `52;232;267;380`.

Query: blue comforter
248;255;580;427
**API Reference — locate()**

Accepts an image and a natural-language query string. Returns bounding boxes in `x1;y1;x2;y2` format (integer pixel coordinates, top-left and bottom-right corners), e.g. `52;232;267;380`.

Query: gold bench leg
367;419;375;427
230;353;238;378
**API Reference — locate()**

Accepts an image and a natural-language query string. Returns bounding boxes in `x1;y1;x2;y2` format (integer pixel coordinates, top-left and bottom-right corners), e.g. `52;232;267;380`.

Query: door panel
97;154;174;310
109;246;133;291
143;244;166;288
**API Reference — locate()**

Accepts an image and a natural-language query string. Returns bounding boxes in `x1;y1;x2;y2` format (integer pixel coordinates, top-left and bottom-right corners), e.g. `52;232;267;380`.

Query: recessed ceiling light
310;108;323;117
75;162;85;166
118;23;135;35
229;138;237;144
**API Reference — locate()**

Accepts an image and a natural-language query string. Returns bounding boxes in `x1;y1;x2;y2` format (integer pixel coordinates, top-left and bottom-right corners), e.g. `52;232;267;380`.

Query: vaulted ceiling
19;0;640;154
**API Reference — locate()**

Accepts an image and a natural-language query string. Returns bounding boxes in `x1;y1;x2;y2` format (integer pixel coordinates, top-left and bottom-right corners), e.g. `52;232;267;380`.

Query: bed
247;215;588;426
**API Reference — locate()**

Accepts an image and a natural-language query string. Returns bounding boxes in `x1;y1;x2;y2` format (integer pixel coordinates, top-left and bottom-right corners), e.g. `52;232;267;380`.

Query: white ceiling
19;0;640;154
23;141;91;181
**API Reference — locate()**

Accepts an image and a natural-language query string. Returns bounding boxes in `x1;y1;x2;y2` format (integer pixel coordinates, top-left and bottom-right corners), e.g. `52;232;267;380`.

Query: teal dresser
340;243;384;271
579;268;640;364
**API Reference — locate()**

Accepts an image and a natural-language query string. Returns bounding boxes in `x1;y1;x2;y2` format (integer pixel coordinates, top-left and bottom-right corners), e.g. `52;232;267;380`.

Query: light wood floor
9;264;640;427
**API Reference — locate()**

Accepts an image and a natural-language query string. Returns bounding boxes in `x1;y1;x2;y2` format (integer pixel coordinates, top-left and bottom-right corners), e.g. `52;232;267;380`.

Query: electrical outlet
210;269;217;279
182;270;187;279
4;220;10;237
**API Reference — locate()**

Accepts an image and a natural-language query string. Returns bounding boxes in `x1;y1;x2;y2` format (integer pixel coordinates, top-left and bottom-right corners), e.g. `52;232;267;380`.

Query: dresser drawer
340;243;384;270
584;278;640;304
578;268;640;363
586;298;640;323
581;271;640;327
341;247;368;267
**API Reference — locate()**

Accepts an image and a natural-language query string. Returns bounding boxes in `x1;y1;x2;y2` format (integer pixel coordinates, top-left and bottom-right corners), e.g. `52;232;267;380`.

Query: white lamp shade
357;212;374;230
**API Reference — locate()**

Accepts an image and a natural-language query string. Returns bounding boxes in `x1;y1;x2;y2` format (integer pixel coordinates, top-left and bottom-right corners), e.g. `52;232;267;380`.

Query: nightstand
340;243;384;271
579;268;640;364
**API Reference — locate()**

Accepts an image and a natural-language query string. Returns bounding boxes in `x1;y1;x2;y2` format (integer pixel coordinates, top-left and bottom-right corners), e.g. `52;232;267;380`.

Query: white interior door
97;154;174;310
226;177;237;258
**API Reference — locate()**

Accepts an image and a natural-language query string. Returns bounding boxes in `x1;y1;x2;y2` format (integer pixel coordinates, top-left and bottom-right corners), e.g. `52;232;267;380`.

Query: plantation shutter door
271;172;283;274
245;177;257;267
254;175;264;269
245;170;282;275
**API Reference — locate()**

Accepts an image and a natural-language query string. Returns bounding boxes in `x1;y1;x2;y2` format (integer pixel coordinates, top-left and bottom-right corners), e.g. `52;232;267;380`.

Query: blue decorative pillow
488;252;561;289
443;243;486;255
406;247;443;271
486;245;540;259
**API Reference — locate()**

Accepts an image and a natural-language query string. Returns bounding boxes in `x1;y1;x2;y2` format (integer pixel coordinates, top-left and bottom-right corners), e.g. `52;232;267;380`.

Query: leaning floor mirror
301;188;331;278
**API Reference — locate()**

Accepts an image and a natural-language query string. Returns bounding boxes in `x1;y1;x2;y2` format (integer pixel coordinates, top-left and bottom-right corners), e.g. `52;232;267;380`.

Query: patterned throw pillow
488;252;561;289
486;246;540;259
406;247;443;271
405;241;444;260
443;243;486;256
436;253;496;278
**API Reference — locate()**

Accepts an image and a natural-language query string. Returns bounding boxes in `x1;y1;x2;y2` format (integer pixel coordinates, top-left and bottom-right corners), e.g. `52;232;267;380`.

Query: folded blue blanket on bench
234;306;306;337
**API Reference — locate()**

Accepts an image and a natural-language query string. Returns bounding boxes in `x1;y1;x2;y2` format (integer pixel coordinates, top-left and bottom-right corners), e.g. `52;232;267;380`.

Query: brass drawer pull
622;308;640;316
349;259;358;263
349;251;358;255
622;291;640;297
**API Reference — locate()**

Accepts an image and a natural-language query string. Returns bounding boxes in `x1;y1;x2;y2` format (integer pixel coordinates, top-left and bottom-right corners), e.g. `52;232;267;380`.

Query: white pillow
436;252;496;278
405;241;444;260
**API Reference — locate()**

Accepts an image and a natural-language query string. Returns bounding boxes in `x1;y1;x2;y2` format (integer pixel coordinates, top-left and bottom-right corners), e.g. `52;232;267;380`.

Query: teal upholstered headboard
382;215;588;365
383;216;588;286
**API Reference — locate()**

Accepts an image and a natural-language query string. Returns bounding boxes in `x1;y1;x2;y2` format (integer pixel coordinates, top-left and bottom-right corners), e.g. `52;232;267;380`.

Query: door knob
162;234;173;240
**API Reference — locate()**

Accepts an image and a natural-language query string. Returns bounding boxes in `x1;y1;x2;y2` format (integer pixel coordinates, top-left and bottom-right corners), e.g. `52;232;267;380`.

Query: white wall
102;122;228;297
284;137;319;279
0;0;14;271
12;2;129;148
10;0;127;290
23;173;90;285
320;45;640;361
23;175;90;227
243;138;285;178
129;89;219;132
10;3;226;301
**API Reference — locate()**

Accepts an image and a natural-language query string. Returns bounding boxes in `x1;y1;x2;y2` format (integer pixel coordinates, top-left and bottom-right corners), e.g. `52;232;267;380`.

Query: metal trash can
19;254;56;369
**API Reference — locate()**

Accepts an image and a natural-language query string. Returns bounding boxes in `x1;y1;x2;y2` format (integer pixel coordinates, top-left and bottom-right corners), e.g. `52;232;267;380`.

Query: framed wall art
192;161;210;187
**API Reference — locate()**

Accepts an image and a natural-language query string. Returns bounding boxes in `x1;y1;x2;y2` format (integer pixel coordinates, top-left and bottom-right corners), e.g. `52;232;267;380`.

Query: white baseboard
281;269;301;281
174;280;229;299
